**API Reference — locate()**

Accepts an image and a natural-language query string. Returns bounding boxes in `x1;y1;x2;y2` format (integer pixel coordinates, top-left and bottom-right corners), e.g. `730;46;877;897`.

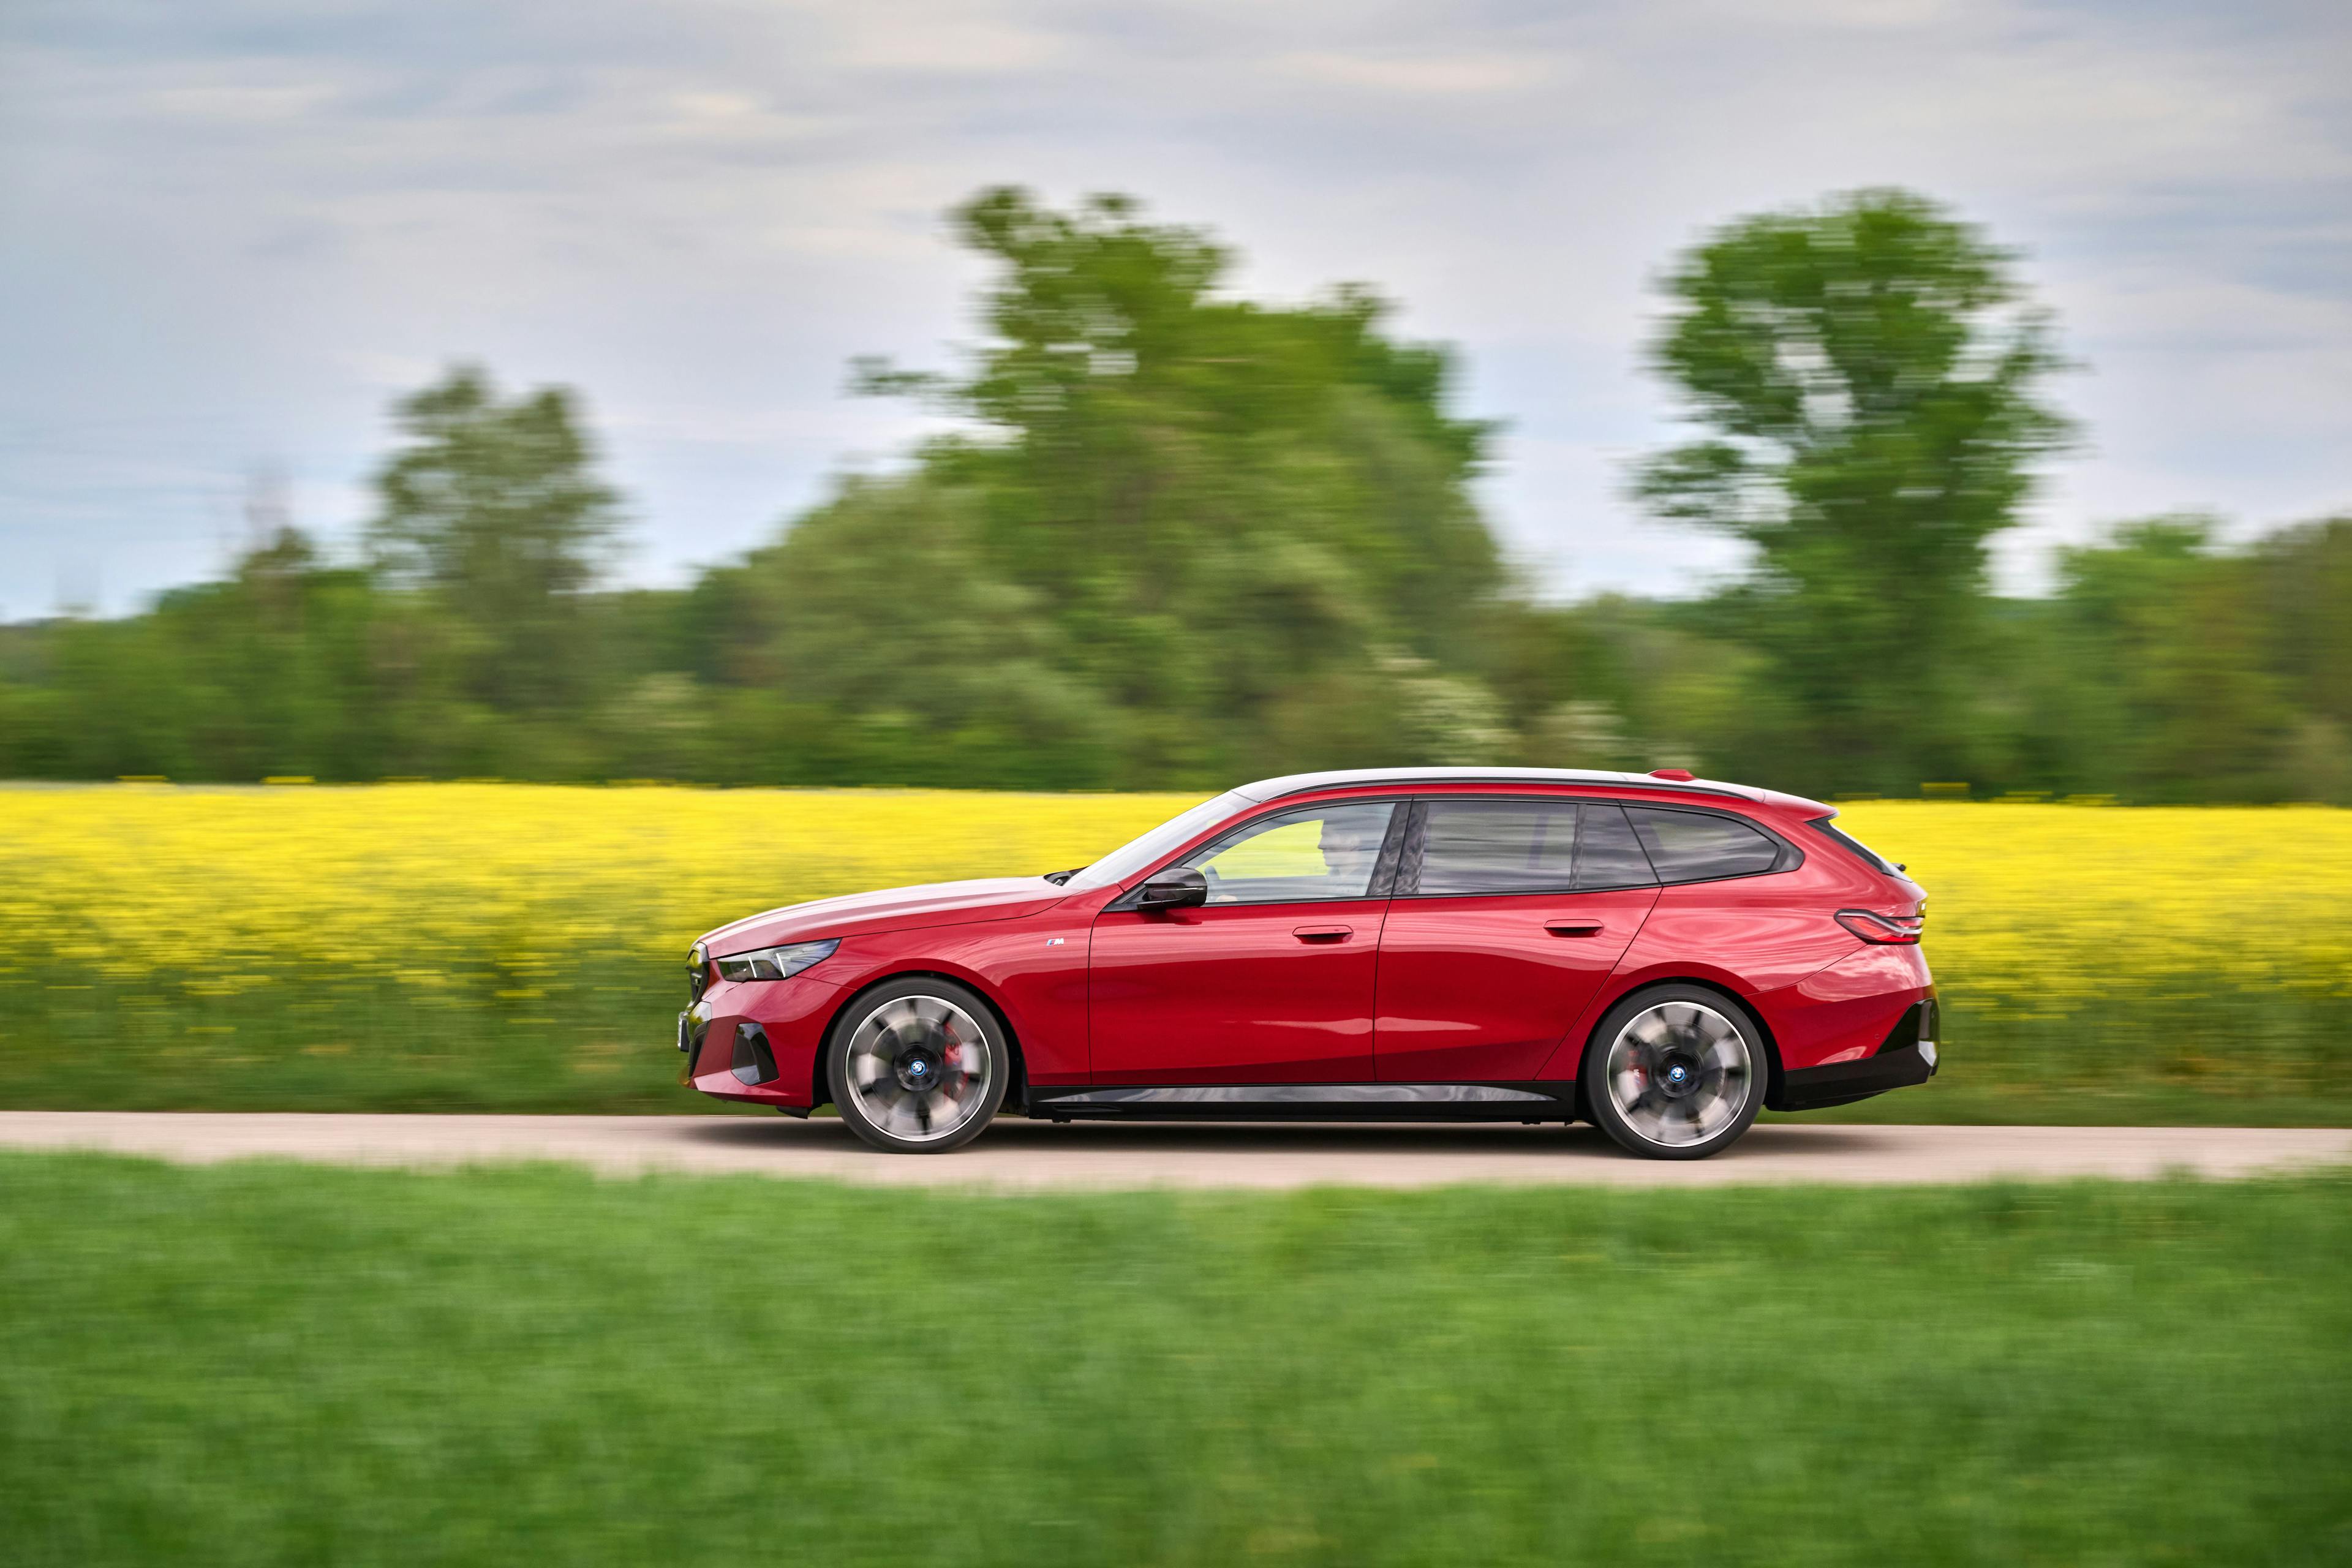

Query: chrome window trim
1373;792;1802;898
1113;789;1800;903
1616;801;1804;886
1110;795;1414;909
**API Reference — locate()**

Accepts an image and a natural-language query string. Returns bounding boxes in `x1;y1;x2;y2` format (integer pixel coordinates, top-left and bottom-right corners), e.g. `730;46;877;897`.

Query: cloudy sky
2;0;2346;617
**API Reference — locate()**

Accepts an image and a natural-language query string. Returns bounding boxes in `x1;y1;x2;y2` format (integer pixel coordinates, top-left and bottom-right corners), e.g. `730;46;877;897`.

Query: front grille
678;1009;710;1071
688;943;709;1003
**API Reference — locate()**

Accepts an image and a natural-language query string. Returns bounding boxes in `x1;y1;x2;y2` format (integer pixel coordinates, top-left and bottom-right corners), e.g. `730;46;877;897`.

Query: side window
1188;802;1397;905
1413;799;1580;895
1623;807;1783;883
1574;803;1659;889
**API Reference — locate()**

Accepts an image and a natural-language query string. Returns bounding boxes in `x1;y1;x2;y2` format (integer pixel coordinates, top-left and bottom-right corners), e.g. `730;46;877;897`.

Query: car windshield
1058;791;1252;891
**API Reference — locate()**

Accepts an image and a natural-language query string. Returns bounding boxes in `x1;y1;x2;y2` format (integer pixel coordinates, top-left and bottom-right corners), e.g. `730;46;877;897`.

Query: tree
368;367;620;712
1637;189;2071;793
2046;519;2297;801
742;477;1123;788
853;187;1510;782
2250;517;2352;731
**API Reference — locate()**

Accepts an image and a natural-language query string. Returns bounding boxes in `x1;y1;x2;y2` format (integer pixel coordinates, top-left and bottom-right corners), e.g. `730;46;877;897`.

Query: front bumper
1770;999;1940;1112
676;973;843;1108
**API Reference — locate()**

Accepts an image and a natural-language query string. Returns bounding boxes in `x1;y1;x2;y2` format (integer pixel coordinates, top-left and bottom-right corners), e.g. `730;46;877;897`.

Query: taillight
1836;909;1923;944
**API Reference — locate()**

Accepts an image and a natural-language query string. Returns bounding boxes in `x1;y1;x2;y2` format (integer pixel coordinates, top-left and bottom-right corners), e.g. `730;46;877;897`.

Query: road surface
1;1112;2345;1190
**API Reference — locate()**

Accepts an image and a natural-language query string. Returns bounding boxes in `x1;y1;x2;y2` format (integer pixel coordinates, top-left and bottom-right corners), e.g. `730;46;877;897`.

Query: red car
678;769;1936;1159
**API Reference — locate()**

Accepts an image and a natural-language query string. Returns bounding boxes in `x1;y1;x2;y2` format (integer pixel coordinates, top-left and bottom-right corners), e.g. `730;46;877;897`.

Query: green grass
4;965;2348;1125
2;1156;2347;1565
0;967;707;1115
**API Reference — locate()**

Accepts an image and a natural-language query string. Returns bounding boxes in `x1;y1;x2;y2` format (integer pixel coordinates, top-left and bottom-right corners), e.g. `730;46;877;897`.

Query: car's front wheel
826;978;1008;1154
1581;986;1765;1161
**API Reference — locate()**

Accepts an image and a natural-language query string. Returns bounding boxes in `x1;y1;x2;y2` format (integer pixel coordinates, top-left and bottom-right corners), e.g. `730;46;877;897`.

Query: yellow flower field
1830;800;2352;1003
1;784;2346;997
0;784;1198;984
1;783;2346;1118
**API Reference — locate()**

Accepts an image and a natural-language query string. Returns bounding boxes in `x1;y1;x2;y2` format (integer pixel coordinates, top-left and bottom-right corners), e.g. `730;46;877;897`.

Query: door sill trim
1027;1082;1579;1121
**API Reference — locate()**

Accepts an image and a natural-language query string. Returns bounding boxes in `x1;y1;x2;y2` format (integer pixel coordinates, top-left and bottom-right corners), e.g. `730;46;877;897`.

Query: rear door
1087;799;1401;1084
1373;797;1659;1082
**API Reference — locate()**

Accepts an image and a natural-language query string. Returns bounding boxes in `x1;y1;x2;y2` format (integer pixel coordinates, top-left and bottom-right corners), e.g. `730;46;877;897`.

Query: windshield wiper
1041;868;1082;885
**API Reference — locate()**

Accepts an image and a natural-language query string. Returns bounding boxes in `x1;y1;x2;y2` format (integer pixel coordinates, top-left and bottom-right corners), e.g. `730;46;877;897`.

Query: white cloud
1273;50;1559;96
0;0;2346;614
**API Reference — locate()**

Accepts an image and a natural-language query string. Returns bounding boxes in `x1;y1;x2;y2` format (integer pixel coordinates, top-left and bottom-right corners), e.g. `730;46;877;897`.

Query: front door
1374;797;1659;1082
1087;799;1400;1083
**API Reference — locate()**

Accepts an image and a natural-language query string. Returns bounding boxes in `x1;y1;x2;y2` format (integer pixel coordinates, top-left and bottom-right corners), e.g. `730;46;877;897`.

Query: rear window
1623;807;1784;883
1807;818;1901;876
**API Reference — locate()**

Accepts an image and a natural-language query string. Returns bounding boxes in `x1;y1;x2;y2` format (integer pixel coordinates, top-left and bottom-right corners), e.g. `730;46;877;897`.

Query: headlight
713;939;840;983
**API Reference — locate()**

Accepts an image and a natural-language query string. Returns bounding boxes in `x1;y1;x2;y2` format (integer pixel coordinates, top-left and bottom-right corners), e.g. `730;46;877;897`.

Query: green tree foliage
0;528;464;781
1637;189;2071;794
2251;517;2352;777
2035;519;2297;802
734;477;1122;788
809;187;1512;783
368;366;620;714
0;189;2346;802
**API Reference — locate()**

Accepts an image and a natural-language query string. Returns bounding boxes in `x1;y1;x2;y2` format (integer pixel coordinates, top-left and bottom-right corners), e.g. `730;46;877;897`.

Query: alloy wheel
1603;1000;1754;1149
842;993;995;1145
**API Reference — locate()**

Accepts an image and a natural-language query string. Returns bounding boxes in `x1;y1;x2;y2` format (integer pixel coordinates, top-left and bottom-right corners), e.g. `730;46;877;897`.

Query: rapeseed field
2;783;2346;1120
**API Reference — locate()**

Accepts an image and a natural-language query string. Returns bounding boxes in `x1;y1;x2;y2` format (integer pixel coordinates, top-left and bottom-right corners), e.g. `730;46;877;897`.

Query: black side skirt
1026;1082;1581;1123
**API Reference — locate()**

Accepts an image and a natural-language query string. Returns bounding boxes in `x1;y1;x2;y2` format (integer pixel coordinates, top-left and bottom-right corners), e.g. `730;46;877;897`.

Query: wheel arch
809;969;1030;1113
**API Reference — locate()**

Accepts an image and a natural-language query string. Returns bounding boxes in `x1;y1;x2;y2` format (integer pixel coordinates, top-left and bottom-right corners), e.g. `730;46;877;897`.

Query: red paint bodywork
684;778;1932;1110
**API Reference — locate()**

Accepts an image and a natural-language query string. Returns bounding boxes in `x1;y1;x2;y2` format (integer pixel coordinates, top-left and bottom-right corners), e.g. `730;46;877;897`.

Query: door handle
1292;925;1353;943
1543;919;1604;937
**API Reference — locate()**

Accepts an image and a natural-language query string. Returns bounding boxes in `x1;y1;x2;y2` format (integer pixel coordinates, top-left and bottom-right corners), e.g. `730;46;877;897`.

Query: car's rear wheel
826;978;1008;1154
1582;986;1765;1161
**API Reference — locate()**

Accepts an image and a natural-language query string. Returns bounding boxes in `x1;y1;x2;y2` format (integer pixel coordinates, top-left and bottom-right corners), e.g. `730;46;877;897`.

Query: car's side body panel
1371;886;1658;1081
1622;880;1858;997
1087;897;1387;1082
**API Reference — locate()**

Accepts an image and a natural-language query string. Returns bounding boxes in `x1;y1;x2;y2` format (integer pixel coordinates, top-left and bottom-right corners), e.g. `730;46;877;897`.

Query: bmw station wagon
677;768;1937;1160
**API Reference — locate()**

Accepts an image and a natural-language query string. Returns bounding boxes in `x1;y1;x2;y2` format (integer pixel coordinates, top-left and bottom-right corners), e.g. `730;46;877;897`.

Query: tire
1581;985;1766;1161
825;977;1009;1155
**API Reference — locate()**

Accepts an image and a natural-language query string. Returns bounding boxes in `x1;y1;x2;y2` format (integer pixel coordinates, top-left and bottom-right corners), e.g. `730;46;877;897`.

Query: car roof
1232;767;1770;804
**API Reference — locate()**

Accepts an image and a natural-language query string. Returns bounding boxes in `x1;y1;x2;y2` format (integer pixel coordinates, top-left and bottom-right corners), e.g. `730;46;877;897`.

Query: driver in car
1317;811;1389;892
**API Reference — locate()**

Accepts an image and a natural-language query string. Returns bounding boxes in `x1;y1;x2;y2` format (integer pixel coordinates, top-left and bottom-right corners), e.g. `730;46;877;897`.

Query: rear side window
1623;807;1784;883
1413;799;1580;894
1573;804;1657;889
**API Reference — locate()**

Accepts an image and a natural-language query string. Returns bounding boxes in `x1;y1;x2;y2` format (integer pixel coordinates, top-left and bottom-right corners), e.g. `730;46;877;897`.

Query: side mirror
1134;867;1208;911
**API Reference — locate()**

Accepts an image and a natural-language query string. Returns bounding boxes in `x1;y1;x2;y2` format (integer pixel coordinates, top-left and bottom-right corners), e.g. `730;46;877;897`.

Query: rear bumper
1770;1000;1940;1112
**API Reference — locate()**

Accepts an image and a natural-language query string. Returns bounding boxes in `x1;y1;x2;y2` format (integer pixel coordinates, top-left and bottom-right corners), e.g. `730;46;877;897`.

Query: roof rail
1234;767;1765;804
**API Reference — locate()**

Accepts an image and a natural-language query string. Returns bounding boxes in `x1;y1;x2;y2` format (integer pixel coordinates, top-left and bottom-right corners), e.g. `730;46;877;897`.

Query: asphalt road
2;1112;2346;1189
